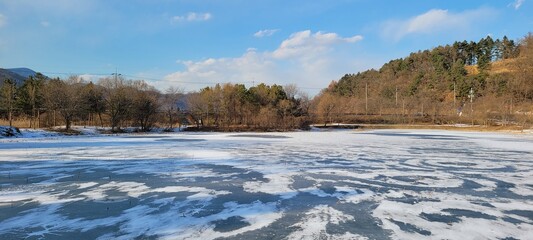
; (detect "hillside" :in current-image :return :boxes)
[0,68,43,88]
[465,58,517,76]
[0,68,26,86]
[6,68,38,79]
[314,34,533,126]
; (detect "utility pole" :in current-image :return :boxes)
[469,87,474,126]
[510,97,513,114]
[453,82,456,110]
[111,69,121,86]
[365,82,368,115]
[395,87,398,106]
[402,99,405,116]
[395,87,399,117]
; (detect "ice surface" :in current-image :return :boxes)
[243,172,298,199]
[286,205,358,240]
[0,129,532,239]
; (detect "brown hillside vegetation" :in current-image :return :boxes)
[490,58,517,74]
[314,33,533,128]
[464,65,480,75]
[465,58,517,76]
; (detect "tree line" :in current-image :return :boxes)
[187,83,310,130]
[0,74,171,132]
[0,74,310,131]
[2,33,532,131]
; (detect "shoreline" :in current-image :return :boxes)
[2,124,532,139]
[312,123,533,134]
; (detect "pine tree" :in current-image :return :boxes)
[17,74,45,128]
[1,79,16,127]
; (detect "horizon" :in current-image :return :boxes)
[0,0,532,95]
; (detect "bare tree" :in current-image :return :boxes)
[284,84,299,99]
[162,87,183,130]
[316,93,338,126]
[82,82,106,128]
[186,92,207,128]
[43,76,87,131]
[98,77,133,132]
[131,82,160,132]
[513,33,533,102]
[278,99,294,129]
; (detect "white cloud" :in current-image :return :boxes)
[510,0,525,10]
[254,29,279,38]
[40,21,50,27]
[160,30,364,95]
[172,12,212,23]
[272,30,363,59]
[382,8,496,40]
[75,74,101,83]
[162,49,276,89]
[0,14,6,28]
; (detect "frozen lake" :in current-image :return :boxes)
[1,130,532,239]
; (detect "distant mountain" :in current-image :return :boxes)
[0,68,26,86]
[6,68,38,79]
[0,68,41,87]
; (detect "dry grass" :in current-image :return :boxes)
[464,59,516,76]
[356,123,530,133]
[465,65,479,75]
[0,119,33,128]
[490,59,516,74]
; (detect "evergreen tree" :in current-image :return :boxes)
[17,74,45,128]
[502,36,519,59]
[0,79,17,127]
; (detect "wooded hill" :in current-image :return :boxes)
[0,68,30,87]
[313,34,533,126]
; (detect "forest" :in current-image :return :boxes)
[1,33,532,132]
[0,74,309,132]
[314,34,533,127]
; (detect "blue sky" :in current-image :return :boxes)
[0,0,531,95]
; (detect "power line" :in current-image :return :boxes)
[38,71,327,92]
[121,74,255,86]
[41,72,111,76]
[41,71,254,85]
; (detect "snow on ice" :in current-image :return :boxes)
[0,129,532,239]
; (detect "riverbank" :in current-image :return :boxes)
[312,123,533,134]
[2,123,532,139]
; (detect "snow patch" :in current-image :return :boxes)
[287,205,360,240]
[243,173,298,199]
